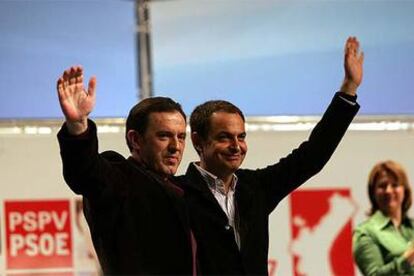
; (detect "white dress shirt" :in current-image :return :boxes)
[193,162,241,250]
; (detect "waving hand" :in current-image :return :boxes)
[57,66,96,135]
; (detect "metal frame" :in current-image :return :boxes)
[136,0,153,99]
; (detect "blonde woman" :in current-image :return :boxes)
[353,160,414,275]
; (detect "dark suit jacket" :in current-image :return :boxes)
[58,121,193,275]
[178,93,359,275]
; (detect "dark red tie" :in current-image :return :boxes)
[166,179,197,275]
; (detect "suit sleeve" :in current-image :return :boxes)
[353,227,411,275]
[57,119,126,198]
[249,92,359,214]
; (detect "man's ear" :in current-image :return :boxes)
[127,130,142,151]
[191,132,203,153]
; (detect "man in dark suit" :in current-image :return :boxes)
[56,66,195,275]
[179,37,364,275]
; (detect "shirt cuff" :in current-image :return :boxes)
[337,92,357,106]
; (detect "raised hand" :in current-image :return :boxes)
[57,66,96,135]
[341,36,364,96]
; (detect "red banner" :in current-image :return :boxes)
[5,200,73,270]
[290,189,356,276]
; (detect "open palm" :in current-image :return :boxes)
[57,66,96,122]
[344,37,364,87]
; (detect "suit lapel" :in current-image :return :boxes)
[233,173,253,248]
[182,163,230,222]
[127,157,190,233]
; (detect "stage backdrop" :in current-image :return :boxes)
[2,0,414,118]
[0,118,413,275]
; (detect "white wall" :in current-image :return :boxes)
[1,119,413,275]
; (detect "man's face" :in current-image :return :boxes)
[195,112,247,178]
[136,111,186,176]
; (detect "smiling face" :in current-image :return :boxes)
[129,111,186,177]
[374,171,405,216]
[193,111,247,179]
[368,161,412,217]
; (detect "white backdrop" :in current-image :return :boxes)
[1,118,413,275]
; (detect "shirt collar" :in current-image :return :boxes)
[371,210,413,230]
[371,210,393,230]
[192,162,238,194]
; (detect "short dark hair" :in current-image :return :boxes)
[190,100,244,140]
[367,160,412,216]
[125,97,186,151]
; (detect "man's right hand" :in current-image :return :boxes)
[57,66,96,135]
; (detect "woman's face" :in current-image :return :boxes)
[374,171,405,216]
